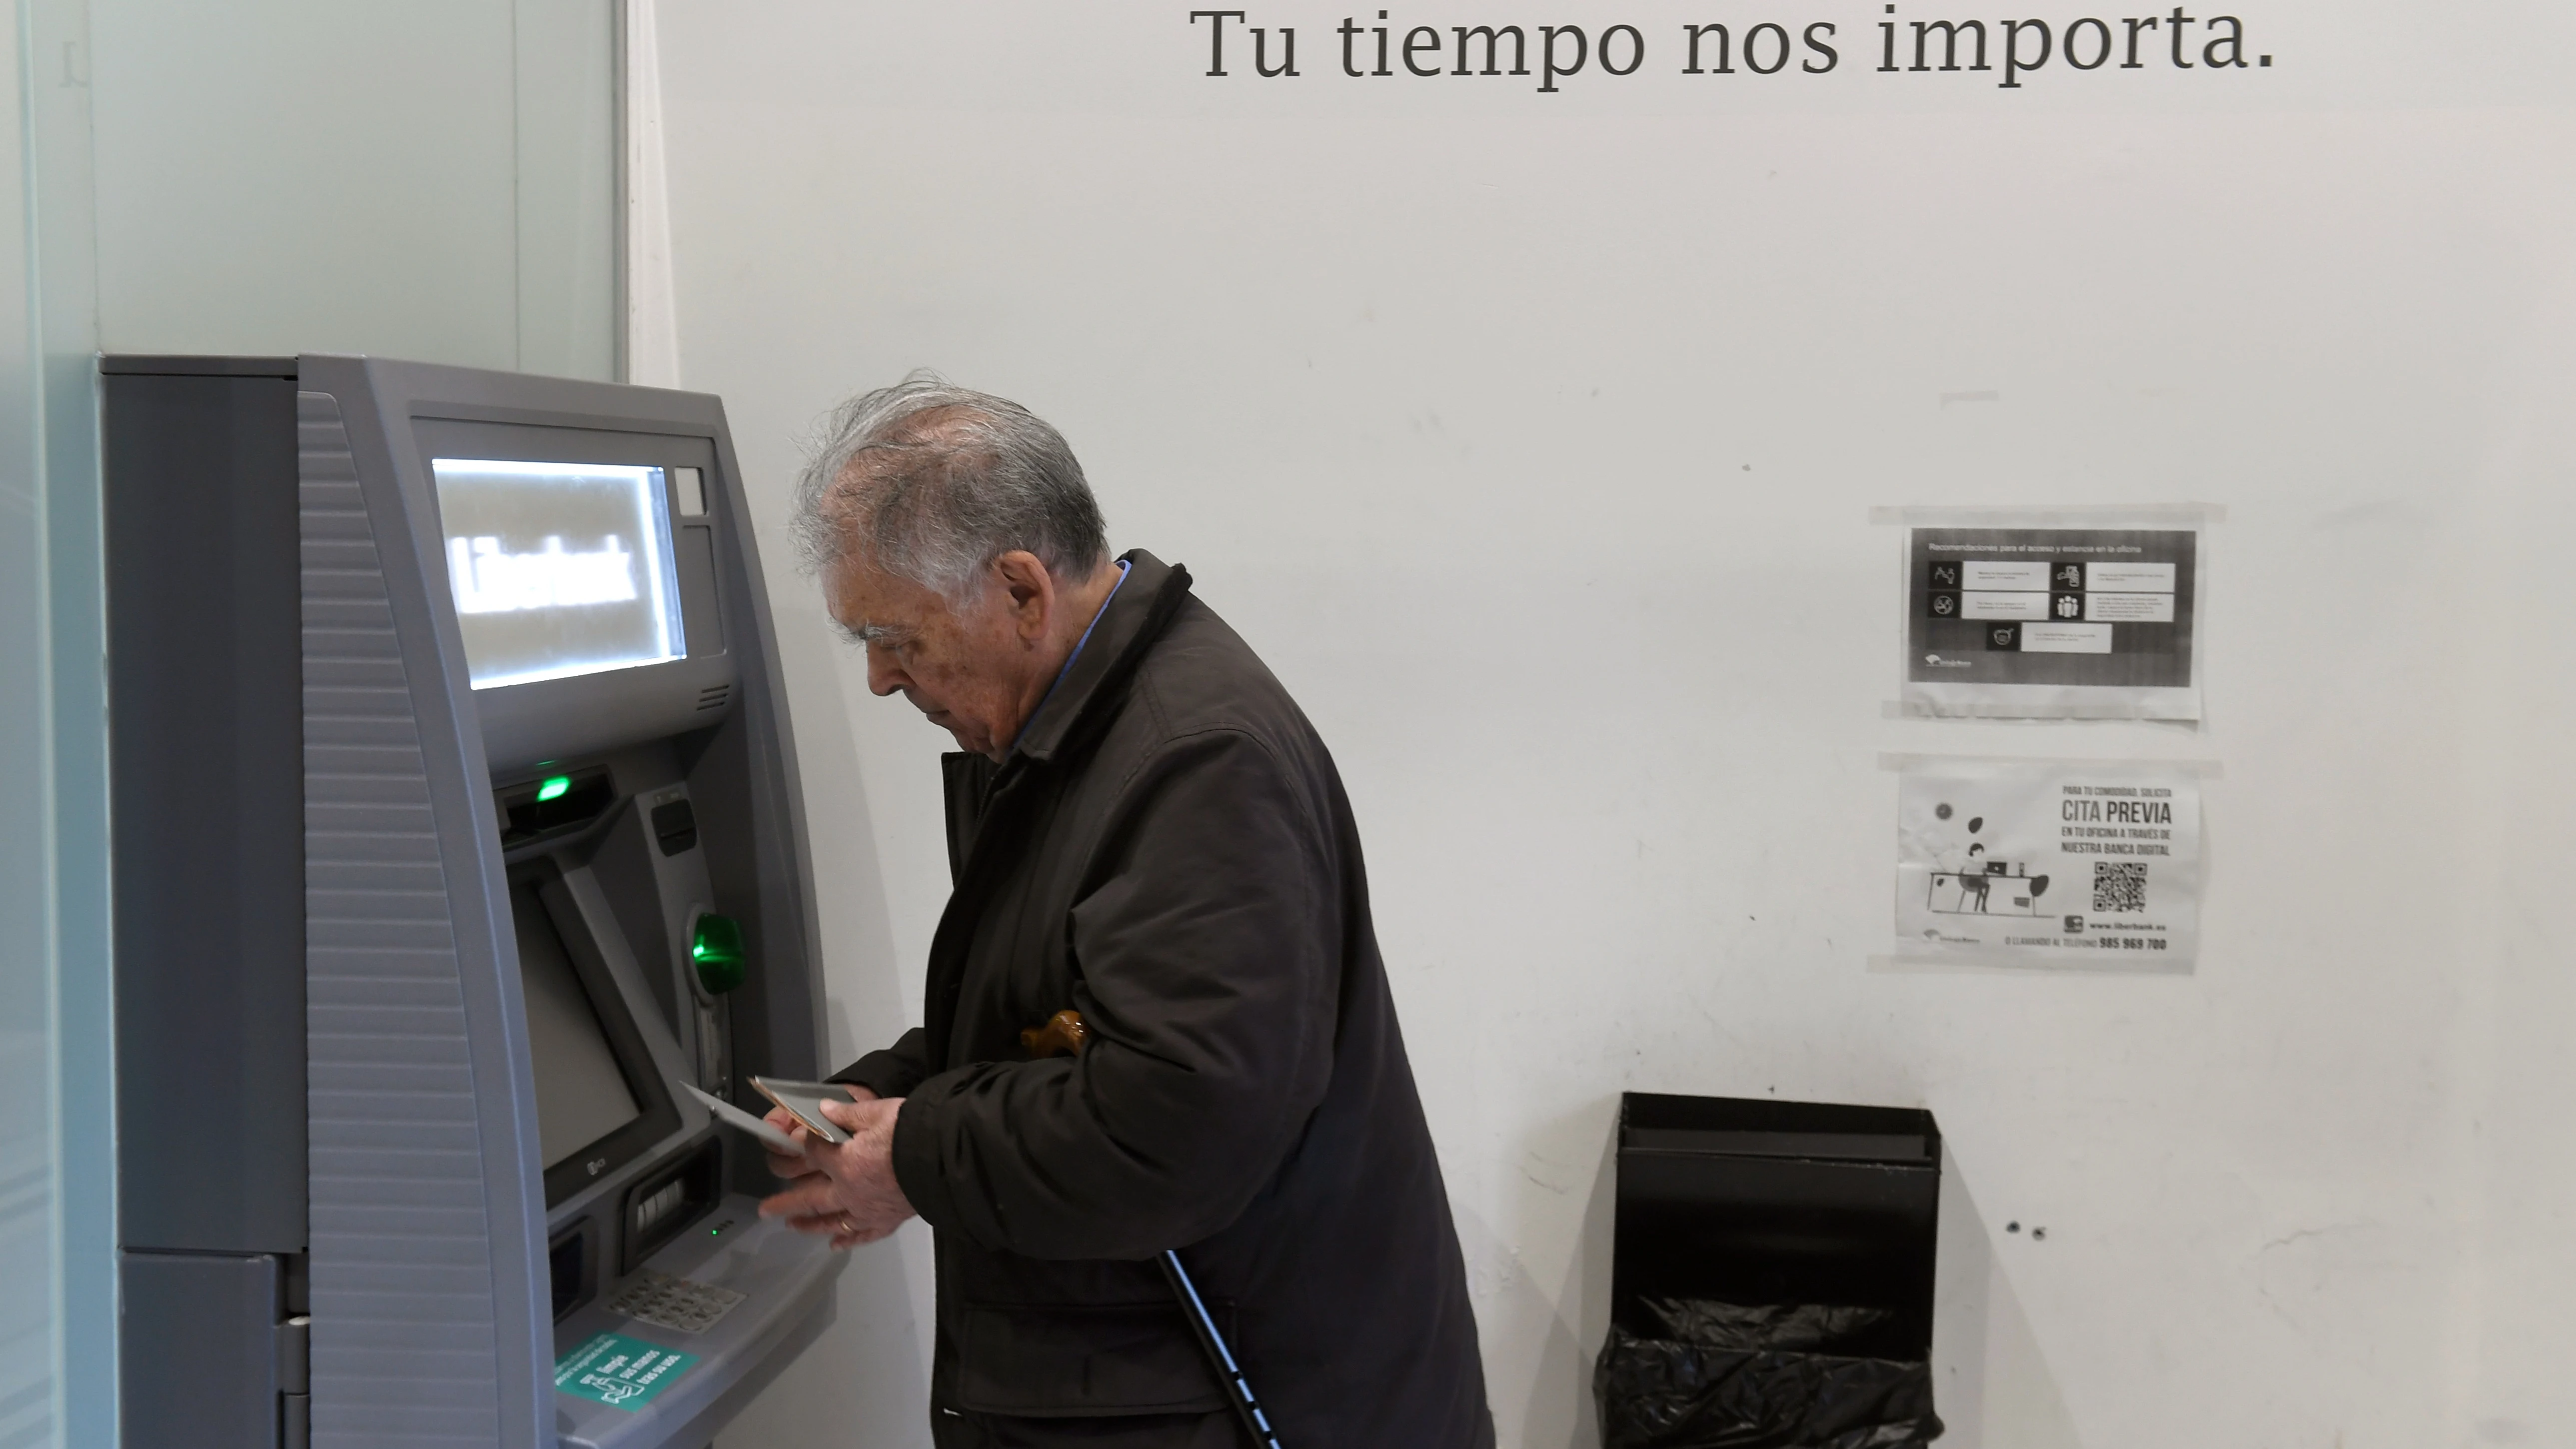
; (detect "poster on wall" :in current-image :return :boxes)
[1883,506,2212,720]
[1890,756,2203,971]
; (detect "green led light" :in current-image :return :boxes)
[535,775,572,803]
[691,913,747,996]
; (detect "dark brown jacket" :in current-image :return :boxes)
[832,551,1492,1449]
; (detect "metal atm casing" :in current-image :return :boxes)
[106,354,844,1449]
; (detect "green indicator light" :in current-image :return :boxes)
[535,775,572,802]
[691,913,747,996]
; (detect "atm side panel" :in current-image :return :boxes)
[104,368,306,1255]
[104,363,312,1449]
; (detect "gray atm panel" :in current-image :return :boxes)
[105,359,315,1449]
[105,362,308,1256]
[119,1252,306,1449]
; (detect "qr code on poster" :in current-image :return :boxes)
[2093,861,2149,913]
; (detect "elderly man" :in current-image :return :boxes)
[756,374,1493,1448]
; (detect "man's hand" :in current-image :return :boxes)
[760,1083,875,1183]
[757,1087,917,1249]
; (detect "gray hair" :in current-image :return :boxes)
[790,369,1110,604]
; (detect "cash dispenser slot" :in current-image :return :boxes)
[622,1137,724,1273]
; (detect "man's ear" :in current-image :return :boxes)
[991,551,1056,641]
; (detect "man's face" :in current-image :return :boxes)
[822,550,1045,760]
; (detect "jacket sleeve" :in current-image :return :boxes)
[829,1027,931,1100]
[889,727,1339,1260]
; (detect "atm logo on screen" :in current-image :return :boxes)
[446,534,640,614]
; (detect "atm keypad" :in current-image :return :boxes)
[604,1269,746,1335]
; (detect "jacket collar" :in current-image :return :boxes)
[1007,548,1191,767]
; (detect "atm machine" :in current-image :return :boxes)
[104,355,848,1448]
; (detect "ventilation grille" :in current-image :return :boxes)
[695,684,732,712]
[299,388,517,1444]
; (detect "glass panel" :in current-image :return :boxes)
[88,0,618,378]
[6,2,109,1445]
[0,5,55,1424]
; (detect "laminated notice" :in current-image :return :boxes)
[1894,758,2201,970]
[1896,508,2207,720]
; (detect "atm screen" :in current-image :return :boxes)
[431,459,686,689]
[511,881,644,1170]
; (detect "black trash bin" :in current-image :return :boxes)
[1597,1092,1944,1449]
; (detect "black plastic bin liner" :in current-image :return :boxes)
[1595,1298,1942,1449]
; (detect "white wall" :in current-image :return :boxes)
[643,4,2576,1444]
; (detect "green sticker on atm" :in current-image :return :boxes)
[554,1332,698,1411]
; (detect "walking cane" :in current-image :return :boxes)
[1023,1011,1286,1449]
[1163,1248,1285,1449]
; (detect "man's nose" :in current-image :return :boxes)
[864,645,907,698]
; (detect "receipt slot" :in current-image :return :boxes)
[104,355,845,1449]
